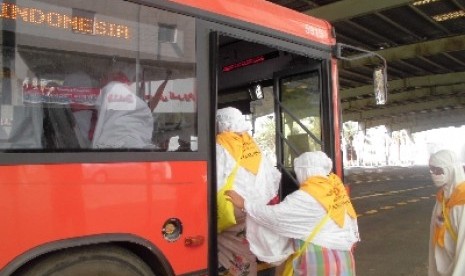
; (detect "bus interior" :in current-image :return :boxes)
[216,35,326,196]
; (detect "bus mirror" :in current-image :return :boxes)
[249,84,264,101]
[373,66,387,105]
[336,43,388,105]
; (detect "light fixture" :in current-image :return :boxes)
[412,0,440,6]
[433,10,465,21]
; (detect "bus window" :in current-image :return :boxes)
[279,71,322,168]
[0,1,197,152]
[251,85,277,166]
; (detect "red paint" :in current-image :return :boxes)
[0,161,208,275]
[170,0,335,46]
[331,58,349,194]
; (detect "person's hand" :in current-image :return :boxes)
[224,190,245,210]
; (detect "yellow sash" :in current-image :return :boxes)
[300,173,357,227]
[434,182,465,247]
[216,132,261,175]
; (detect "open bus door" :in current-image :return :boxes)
[214,32,338,273]
[272,65,335,199]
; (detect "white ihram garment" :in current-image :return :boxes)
[216,144,293,265]
[244,189,359,251]
[429,204,465,276]
[428,150,465,276]
[92,82,154,149]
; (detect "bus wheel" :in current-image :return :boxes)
[18,245,156,276]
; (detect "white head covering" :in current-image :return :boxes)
[294,151,333,183]
[216,107,250,133]
[429,149,465,197]
[92,81,154,149]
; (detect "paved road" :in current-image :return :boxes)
[347,165,436,276]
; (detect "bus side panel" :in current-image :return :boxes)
[0,161,208,275]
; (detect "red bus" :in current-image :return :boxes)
[0,0,384,275]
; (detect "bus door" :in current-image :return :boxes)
[214,29,332,194]
[273,66,327,198]
[212,27,334,272]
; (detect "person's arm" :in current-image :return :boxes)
[225,189,245,209]
[226,190,325,239]
[225,190,294,237]
[148,70,171,112]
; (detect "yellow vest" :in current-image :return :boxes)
[434,182,465,247]
[216,132,262,175]
[300,173,357,228]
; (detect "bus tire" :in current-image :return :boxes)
[18,244,156,276]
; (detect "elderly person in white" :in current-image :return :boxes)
[428,149,465,276]
[226,151,360,275]
[92,81,154,149]
[216,107,281,276]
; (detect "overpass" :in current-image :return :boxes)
[269,0,465,133]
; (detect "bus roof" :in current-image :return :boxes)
[170,0,336,46]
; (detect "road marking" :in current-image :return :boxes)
[351,186,427,200]
[358,195,436,219]
[347,174,428,184]
[352,184,437,219]
[365,210,378,215]
[407,199,420,203]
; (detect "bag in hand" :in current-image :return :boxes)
[217,162,240,233]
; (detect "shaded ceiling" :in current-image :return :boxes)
[268,0,465,133]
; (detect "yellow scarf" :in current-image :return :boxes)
[300,173,357,228]
[216,132,262,175]
[434,182,465,247]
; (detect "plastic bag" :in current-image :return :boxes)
[217,163,240,233]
